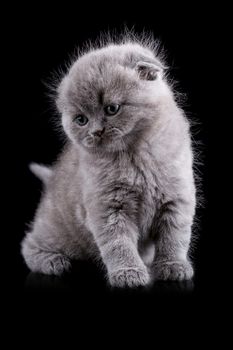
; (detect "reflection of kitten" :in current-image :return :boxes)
[22,34,196,287]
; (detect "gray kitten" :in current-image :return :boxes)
[22,34,196,288]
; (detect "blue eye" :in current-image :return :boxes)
[104,104,120,116]
[74,115,88,126]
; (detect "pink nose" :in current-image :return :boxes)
[92,127,105,137]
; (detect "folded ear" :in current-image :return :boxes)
[136,60,164,81]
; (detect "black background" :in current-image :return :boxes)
[4,3,225,323]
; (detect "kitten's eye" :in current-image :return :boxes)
[104,104,120,116]
[74,115,88,126]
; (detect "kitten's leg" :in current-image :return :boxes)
[152,198,195,281]
[22,238,71,276]
[87,202,150,288]
[21,216,88,276]
[103,236,150,288]
[22,216,73,276]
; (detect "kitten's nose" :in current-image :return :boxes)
[92,127,105,137]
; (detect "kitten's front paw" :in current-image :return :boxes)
[109,266,150,288]
[152,260,193,281]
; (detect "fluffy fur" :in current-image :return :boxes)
[22,32,196,287]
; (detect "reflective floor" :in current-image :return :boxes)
[23,260,196,296]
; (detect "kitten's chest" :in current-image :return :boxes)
[89,150,166,235]
[129,152,164,235]
[109,150,164,236]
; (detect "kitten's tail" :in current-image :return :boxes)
[29,163,53,185]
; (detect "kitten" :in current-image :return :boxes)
[21,33,196,287]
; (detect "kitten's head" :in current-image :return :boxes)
[56,40,171,153]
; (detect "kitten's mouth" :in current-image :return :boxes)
[83,132,123,150]
[83,135,104,148]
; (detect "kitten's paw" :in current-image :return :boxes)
[109,266,150,288]
[40,253,71,276]
[152,260,193,281]
[25,251,71,276]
